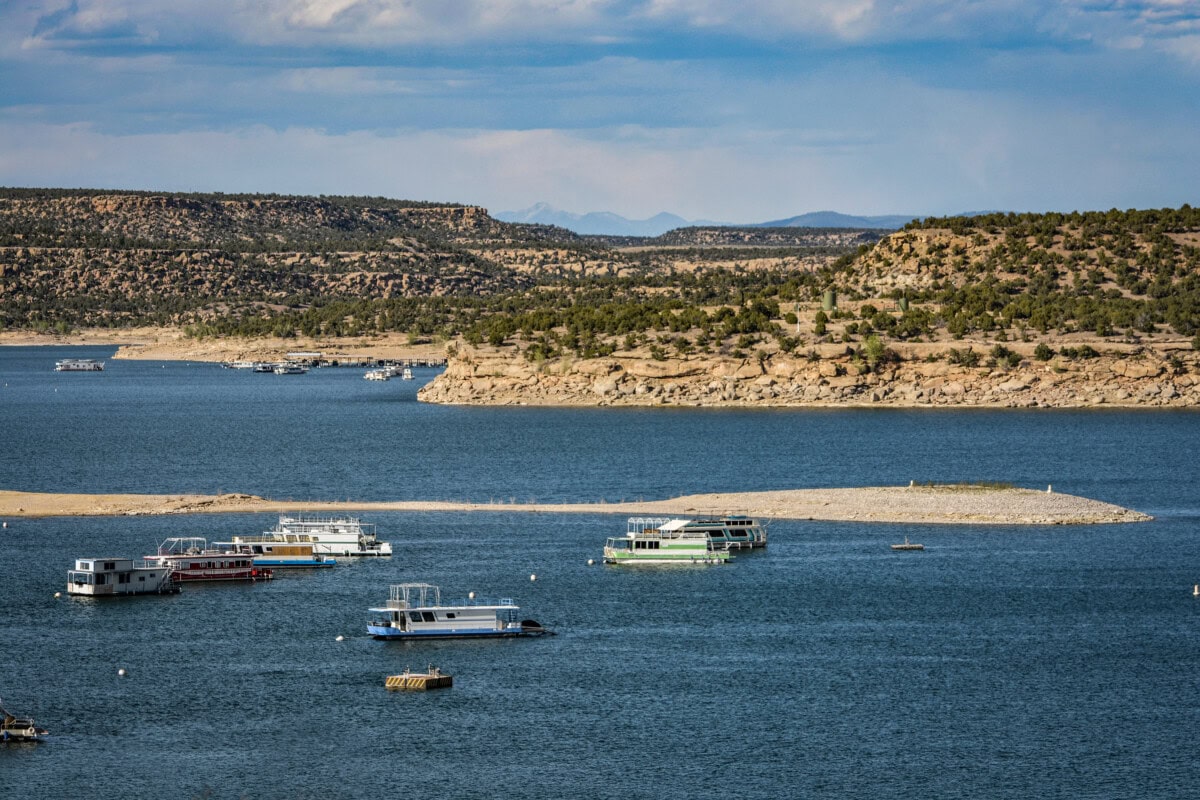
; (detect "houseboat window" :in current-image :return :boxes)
[95,574,107,585]
[138,576,145,581]
[422,612,437,622]
[118,573,131,584]
[446,613,456,619]
[409,612,422,622]
[104,561,116,570]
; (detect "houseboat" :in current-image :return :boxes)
[1,700,48,743]
[54,358,104,372]
[252,513,392,557]
[364,368,391,381]
[215,539,337,568]
[367,583,552,640]
[273,363,308,375]
[144,538,272,582]
[401,367,414,380]
[66,557,179,596]
[640,515,768,550]
[603,518,732,566]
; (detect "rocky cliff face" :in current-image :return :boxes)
[418,346,1200,408]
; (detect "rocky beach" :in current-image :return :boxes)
[0,485,1152,525]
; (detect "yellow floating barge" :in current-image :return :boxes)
[385,668,453,691]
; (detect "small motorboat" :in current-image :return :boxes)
[1,699,48,743]
[891,536,925,551]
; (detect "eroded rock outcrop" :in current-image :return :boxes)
[418,346,1200,408]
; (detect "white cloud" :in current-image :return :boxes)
[1,98,1197,221]
[10,0,1186,49]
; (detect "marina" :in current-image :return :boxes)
[66,556,179,596]
[144,537,272,582]
[367,583,552,639]
[603,517,733,565]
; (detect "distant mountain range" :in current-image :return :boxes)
[494,203,920,236]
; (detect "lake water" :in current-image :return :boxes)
[2,346,1199,799]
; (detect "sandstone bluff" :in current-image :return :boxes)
[417,344,1200,408]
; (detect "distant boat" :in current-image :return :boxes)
[54,358,104,372]
[891,537,925,551]
[632,515,767,550]
[273,363,308,375]
[1,699,48,743]
[603,518,731,565]
[66,557,180,596]
[254,513,393,557]
[367,583,553,640]
[214,539,337,569]
[401,367,414,380]
[144,537,272,582]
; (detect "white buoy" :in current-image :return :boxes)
[54,591,61,598]
[468,591,475,600]
[1047,484,1052,493]
[1193,584,1199,597]
[530,573,537,582]
[117,668,127,677]
[2,521,6,528]
[587,559,595,566]
[335,635,345,642]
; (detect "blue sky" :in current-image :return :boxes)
[1,1,1198,221]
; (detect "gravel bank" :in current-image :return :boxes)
[0,486,1150,524]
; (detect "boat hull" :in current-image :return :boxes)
[251,557,335,568]
[603,554,729,565]
[1,725,48,743]
[367,625,551,640]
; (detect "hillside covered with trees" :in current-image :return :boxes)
[3,190,1199,378]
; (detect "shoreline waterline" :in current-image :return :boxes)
[0,486,1151,524]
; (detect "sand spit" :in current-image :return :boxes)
[0,486,1150,525]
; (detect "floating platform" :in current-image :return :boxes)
[385,668,453,691]
[891,537,925,551]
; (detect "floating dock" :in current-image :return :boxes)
[385,668,453,691]
[890,537,925,551]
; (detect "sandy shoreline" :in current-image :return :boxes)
[0,486,1151,525]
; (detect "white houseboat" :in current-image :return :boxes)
[638,516,767,550]
[66,557,179,596]
[250,513,392,557]
[215,539,337,568]
[367,583,552,640]
[1,700,48,743]
[603,518,732,566]
[144,537,272,583]
[54,358,104,372]
[273,363,308,375]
